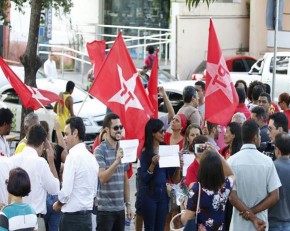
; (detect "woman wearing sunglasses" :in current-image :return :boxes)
[140,118,182,231]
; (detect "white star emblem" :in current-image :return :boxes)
[205,57,234,103]
[108,65,144,111]
[28,87,50,101]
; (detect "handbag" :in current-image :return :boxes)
[167,184,180,212]
[170,182,201,231]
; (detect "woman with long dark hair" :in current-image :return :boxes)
[220,122,242,159]
[181,150,234,230]
[140,118,181,231]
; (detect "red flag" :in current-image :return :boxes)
[89,33,153,159]
[147,50,159,118]
[204,19,238,126]
[86,40,106,74]
[0,57,63,110]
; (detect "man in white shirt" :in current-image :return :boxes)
[228,119,281,231]
[0,156,12,207]
[0,108,14,157]
[10,124,60,231]
[53,117,99,231]
[44,52,58,79]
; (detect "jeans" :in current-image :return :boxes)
[266,0,284,30]
[96,210,125,231]
[135,167,142,215]
[44,194,62,231]
[269,220,290,231]
[141,185,169,231]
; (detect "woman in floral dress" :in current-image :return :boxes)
[181,150,234,231]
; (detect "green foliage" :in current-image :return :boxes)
[0,0,73,24]
[186,0,216,10]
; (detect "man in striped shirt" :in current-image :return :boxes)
[94,113,133,231]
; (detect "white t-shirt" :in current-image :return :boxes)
[0,156,12,205]
[44,59,58,79]
[10,147,60,214]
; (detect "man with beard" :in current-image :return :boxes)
[94,113,133,231]
[0,108,14,157]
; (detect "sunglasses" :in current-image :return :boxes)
[112,125,123,131]
[158,129,166,134]
[268,126,276,131]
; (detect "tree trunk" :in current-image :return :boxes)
[19,0,43,138]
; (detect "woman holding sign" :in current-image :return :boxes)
[140,118,182,231]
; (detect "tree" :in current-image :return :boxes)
[186,0,216,10]
[0,0,73,137]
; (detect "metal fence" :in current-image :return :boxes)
[38,24,172,77]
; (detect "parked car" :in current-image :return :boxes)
[191,55,257,80]
[158,80,197,113]
[139,69,177,87]
[0,66,107,142]
[228,52,290,102]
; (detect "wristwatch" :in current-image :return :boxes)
[125,202,131,207]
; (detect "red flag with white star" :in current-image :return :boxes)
[204,19,238,126]
[147,50,159,118]
[89,33,153,164]
[0,57,63,110]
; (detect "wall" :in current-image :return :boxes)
[248,0,267,58]
[171,0,249,80]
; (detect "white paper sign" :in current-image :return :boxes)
[159,145,180,168]
[120,139,139,164]
[182,154,195,176]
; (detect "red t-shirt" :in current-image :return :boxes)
[164,132,184,150]
[284,110,290,129]
[185,159,199,187]
[272,101,280,112]
[220,145,231,160]
[235,103,251,120]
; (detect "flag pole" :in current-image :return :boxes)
[272,0,279,101]
[32,95,52,116]
[77,91,90,116]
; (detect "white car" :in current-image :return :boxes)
[0,66,107,142]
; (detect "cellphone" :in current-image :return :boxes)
[195,144,206,154]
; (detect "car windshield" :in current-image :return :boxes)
[158,71,176,83]
[194,61,207,73]
[71,87,93,104]
[36,70,47,79]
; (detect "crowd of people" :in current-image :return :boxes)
[1,68,290,231]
